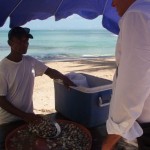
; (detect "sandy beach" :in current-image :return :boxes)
[33,57,116,114]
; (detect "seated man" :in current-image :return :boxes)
[0,27,76,149]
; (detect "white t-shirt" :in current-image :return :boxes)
[0,55,48,124]
[106,0,150,140]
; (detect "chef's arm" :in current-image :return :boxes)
[0,96,41,123]
[102,134,121,150]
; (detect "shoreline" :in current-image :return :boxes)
[38,55,115,63]
[0,55,115,62]
[33,57,116,114]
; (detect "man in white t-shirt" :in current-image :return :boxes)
[0,27,76,149]
[102,0,150,150]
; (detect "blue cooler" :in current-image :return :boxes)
[54,73,112,128]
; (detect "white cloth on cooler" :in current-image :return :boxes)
[65,72,89,87]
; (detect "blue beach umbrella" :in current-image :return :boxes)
[0,0,120,34]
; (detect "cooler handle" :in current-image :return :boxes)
[98,97,110,107]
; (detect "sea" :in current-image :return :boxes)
[0,29,117,61]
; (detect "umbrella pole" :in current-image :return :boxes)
[9,0,23,16]
[53,0,64,15]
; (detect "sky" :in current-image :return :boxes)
[1,15,104,30]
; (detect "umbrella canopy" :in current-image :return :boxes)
[0,0,120,34]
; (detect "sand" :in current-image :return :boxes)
[33,57,116,114]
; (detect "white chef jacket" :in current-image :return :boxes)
[106,0,150,140]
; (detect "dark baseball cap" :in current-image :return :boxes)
[8,27,33,40]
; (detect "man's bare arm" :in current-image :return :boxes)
[0,96,41,123]
[44,68,76,87]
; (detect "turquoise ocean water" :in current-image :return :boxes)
[0,29,117,61]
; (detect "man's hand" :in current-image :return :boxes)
[62,75,76,88]
[102,134,121,150]
[23,113,43,123]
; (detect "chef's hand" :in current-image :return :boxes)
[101,134,121,150]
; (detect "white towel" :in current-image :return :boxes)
[65,72,89,88]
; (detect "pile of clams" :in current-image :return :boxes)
[6,115,92,150]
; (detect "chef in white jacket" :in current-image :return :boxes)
[102,0,150,149]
